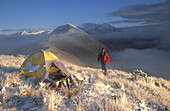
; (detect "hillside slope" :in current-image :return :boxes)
[0,55,169,110]
[43,24,108,67]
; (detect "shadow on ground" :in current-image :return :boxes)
[0,65,19,73]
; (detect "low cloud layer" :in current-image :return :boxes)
[108,0,170,24]
[0,28,34,32]
[81,22,170,51]
[1,29,18,32]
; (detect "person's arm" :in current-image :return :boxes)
[97,54,101,62]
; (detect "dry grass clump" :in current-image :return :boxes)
[60,84,82,98]
[0,55,25,69]
[43,90,65,111]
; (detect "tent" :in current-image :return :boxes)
[19,50,71,84]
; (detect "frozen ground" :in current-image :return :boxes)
[0,55,169,110]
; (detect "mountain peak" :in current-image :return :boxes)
[67,23,77,28]
[51,24,86,35]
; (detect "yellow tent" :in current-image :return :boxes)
[20,50,70,84]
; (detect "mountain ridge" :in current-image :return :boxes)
[0,23,108,67]
[44,23,108,67]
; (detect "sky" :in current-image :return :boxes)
[0,0,167,34]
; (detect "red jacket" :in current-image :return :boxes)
[97,52,109,64]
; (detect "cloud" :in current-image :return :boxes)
[107,0,170,24]
[1,29,19,32]
[0,28,35,32]
[109,19,144,24]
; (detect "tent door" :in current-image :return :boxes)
[48,62,67,81]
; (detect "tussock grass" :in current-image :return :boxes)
[60,86,79,98]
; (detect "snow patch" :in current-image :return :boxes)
[67,23,77,28]
[21,30,46,35]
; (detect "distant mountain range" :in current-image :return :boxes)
[0,29,52,38]
[0,23,169,66]
[21,30,52,35]
[0,24,107,67]
[0,23,123,38]
[82,23,122,34]
[0,23,122,37]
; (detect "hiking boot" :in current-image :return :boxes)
[103,69,107,75]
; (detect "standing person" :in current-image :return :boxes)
[97,48,109,75]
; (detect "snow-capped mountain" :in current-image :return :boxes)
[21,30,47,35]
[50,24,88,35]
[82,23,122,34]
[0,29,52,37]
[20,29,52,36]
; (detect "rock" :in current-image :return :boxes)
[22,97,35,110]
[26,77,35,85]
[110,82,121,89]
[154,82,161,87]
[17,96,29,109]
[0,85,3,91]
[5,96,19,108]
[19,74,27,81]
[35,97,44,108]
[0,95,3,103]
[77,70,82,73]
[132,69,148,82]
[157,105,168,111]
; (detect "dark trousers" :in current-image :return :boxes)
[102,64,106,70]
[102,64,107,75]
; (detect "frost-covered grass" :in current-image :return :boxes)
[0,55,169,110]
